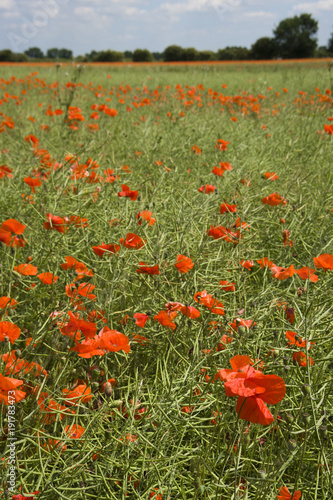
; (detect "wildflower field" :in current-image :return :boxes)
[0,60,333,499]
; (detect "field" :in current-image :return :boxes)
[0,60,333,499]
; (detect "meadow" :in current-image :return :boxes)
[0,60,332,499]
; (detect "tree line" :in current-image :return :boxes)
[1,14,333,62]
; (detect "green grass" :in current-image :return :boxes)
[0,61,332,499]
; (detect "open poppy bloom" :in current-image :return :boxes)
[257,257,275,269]
[137,210,156,226]
[92,243,120,257]
[220,202,237,214]
[97,326,131,353]
[43,213,69,233]
[120,233,145,249]
[165,301,200,319]
[215,355,286,425]
[0,296,17,313]
[1,350,47,377]
[0,321,21,343]
[220,280,235,291]
[175,255,194,273]
[0,164,13,179]
[271,265,294,280]
[240,260,254,270]
[61,311,97,340]
[14,263,38,276]
[262,193,287,206]
[194,290,224,315]
[37,272,59,285]
[207,225,239,243]
[198,184,216,194]
[294,267,318,283]
[262,172,278,181]
[136,262,160,275]
[313,253,333,270]
[24,176,42,193]
[293,351,314,367]
[118,184,138,201]
[0,218,26,247]
[215,139,229,151]
[0,373,26,404]
[134,312,150,328]
[63,384,92,405]
[277,486,301,500]
[64,424,86,439]
[285,331,314,349]
[154,310,178,330]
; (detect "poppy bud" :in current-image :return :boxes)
[284,365,291,372]
[301,384,311,396]
[258,470,266,479]
[319,425,327,437]
[287,439,297,451]
[15,349,22,357]
[92,381,99,391]
[104,382,113,397]
[285,414,294,424]
[238,326,246,335]
[242,433,251,445]
[302,413,311,425]
[4,336,9,344]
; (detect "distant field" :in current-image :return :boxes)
[0,60,332,499]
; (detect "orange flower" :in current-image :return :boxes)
[14,263,38,276]
[262,193,287,206]
[198,184,216,194]
[220,202,237,214]
[293,351,313,367]
[136,262,160,275]
[120,233,145,249]
[257,257,274,269]
[215,139,229,151]
[1,218,26,235]
[285,331,314,349]
[61,311,97,340]
[154,310,178,330]
[313,253,333,270]
[175,255,194,274]
[63,385,92,405]
[240,260,254,270]
[277,486,301,500]
[0,164,13,179]
[262,172,278,181]
[0,373,26,404]
[64,424,86,439]
[43,213,69,233]
[191,145,201,155]
[271,265,294,280]
[134,313,150,327]
[24,176,42,193]
[0,296,17,312]
[165,301,200,319]
[137,210,156,226]
[294,267,318,282]
[220,280,235,291]
[194,290,224,315]
[0,321,21,343]
[37,272,59,285]
[92,243,120,257]
[97,326,131,353]
[118,184,138,201]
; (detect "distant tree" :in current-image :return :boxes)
[0,50,28,62]
[315,46,330,58]
[198,50,215,61]
[133,49,153,62]
[163,45,184,62]
[328,29,333,54]
[24,47,44,59]
[47,48,60,59]
[217,46,250,60]
[152,52,163,61]
[182,47,199,61]
[250,37,276,60]
[58,48,73,59]
[124,50,133,60]
[93,50,124,62]
[85,50,98,61]
[273,13,318,58]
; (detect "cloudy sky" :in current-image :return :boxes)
[1,0,332,55]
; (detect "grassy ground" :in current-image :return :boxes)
[0,61,332,499]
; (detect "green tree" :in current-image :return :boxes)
[250,37,276,60]
[152,52,163,61]
[132,49,153,62]
[328,29,333,54]
[24,47,44,59]
[47,48,60,59]
[163,45,184,62]
[124,50,133,60]
[198,50,215,61]
[0,49,27,62]
[93,50,124,62]
[217,46,250,61]
[273,13,318,58]
[58,48,73,60]
[183,47,199,61]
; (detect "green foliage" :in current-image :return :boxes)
[250,37,276,60]
[273,13,318,58]
[93,50,124,62]
[328,28,333,54]
[24,47,44,59]
[132,48,154,62]
[163,44,185,61]
[217,46,250,60]
[0,49,28,62]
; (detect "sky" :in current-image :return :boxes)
[0,0,332,56]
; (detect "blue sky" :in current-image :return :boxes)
[1,0,332,55]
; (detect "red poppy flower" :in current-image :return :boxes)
[37,272,59,285]
[240,260,254,270]
[294,267,318,282]
[229,318,254,333]
[0,228,11,246]
[198,184,216,194]
[215,139,229,151]
[25,134,39,145]
[271,265,294,280]
[313,253,333,270]
[285,331,314,349]
[2,350,47,377]
[136,262,160,275]
[61,311,97,340]
[134,312,150,328]
[211,161,232,176]
[220,202,237,214]
[24,176,42,193]
[0,164,13,179]
[154,310,177,330]
[0,321,21,343]
[70,337,104,358]
[97,326,130,353]
[0,373,26,404]
[64,424,86,439]
[120,233,145,249]
[137,210,156,226]
[262,193,287,206]
[293,351,314,367]
[257,257,274,269]
[286,307,295,325]
[165,302,200,319]
[92,243,120,257]
[262,172,278,181]
[1,218,26,235]
[118,184,138,201]
[277,486,301,500]
[14,263,38,276]
[194,290,224,315]
[65,282,96,302]
[12,488,40,500]
[217,334,233,351]
[216,355,286,425]
[175,255,194,274]
[63,385,92,405]
[191,145,201,155]
[220,280,235,291]
[207,225,239,243]
[43,213,69,233]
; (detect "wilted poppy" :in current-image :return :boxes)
[175,255,194,274]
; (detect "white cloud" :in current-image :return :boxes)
[0,0,14,9]
[244,10,276,18]
[293,0,333,10]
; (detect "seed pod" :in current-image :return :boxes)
[301,384,311,396]
[287,439,297,451]
[104,382,113,397]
